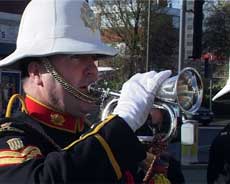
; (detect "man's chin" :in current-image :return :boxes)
[85,103,100,112]
[72,104,100,117]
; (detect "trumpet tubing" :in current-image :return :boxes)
[88,67,203,142]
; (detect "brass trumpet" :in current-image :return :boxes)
[88,67,203,142]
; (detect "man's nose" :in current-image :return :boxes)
[87,63,98,79]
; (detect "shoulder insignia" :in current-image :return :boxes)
[1,122,12,128]
[0,146,43,166]
[7,138,24,150]
[221,131,228,136]
[0,122,24,134]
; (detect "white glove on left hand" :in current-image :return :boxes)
[113,70,172,132]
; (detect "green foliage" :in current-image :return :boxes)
[94,0,179,81]
[98,56,128,91]
[148,13,179,71]
[203,77,227,107]
[202,2,230,107]
[203,2,230,57]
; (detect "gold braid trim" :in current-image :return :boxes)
[5,94,28,118]
[63,114,116,150]
[94,134,122,180]
[42,58,99,104]
[63,115,122,180]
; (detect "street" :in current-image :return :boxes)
[168,119,230,184]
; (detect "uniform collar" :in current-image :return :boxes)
[25,95,84,133]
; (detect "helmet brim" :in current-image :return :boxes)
[212,80,230,101]
[0,37,118,68]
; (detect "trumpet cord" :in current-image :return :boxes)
[142,154,157,183]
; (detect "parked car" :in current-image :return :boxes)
[182,107,214,126]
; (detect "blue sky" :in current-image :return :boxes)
[172,0,182,9]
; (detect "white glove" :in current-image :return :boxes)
[113,70,172,132]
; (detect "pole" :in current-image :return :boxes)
[209,79,213,111]
[178,0,186,73]
[209,57,213,111]
[146,0,151,72]
[229,56,230,79]
[179,2,187,164]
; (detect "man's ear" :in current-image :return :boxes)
[27,62,43,86]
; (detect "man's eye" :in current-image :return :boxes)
[70,55,80,60]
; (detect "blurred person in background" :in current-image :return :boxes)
[207,79,230,184]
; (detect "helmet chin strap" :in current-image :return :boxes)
[42,58,99,104]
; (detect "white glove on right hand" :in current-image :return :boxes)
[113,70,172,132]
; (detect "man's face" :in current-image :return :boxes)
[150,108,164,126]
[42,55,99,117]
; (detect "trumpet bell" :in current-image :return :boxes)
[156,67,203,115]
[101,98,118,121]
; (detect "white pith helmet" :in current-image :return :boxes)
[0,0,118,68]
[212,79,230,101]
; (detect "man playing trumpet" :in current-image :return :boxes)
[0,0,172,183]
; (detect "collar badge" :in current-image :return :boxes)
[50,114,65,126]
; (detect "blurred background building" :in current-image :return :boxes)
[0,1,29,57]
